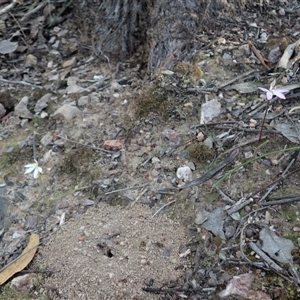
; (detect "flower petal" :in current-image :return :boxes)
[258,87,269,93]
[25,166,35,174]
[273,91,286,99]
[37,166,43,174]
[33,168,39,179]
[273,89,289,99]
[24,163,35,168]
[266,91,273,100]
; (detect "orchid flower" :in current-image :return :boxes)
[24,160,43,179]
[258,79,289,101]
[257,79,290,145]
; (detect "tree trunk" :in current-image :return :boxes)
[83,0,269,72]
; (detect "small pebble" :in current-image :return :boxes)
[207,278,217,286]
[245,228,254,238]
[169,275,177,283]
[144,277,154,286]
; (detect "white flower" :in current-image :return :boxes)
[24,160,43,179]
[258,79,289,101]
[258,86,289,100]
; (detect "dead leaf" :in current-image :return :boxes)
[0,39,18,54]
[259,227,294,264]
[224,82,258,93]
[201,206,228,239]
[0,233,39,285]
[219,273,271,300]
[271,119,300,144]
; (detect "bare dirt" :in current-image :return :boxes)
[1,1,300,300]
[38,203,188,300]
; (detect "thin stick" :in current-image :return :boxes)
[57,135,114,154]
[129,187,148,208]
[249,241,285,273]
[222,135,266,156]
[0,79,42,89]
[248,41,270,70]
[252,167,300,198]
[227,199,252,215]
[215,186,235,204]
[259,157,295,203]
[152,200,176,218]
[260,196,300,206]
[257,100,269,145]
[216,69,259,90]
[105,183,149,195]
[213,146,300,189]
[239,223,267,269]
[0,0,18,15]
[20,0,48,22]
[0,243,40,273]
[32,134,37,161]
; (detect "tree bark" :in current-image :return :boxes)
[86,0,268,72]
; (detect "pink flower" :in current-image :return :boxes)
[258,86,289,101]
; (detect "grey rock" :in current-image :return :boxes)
[82,199,95,206]
[25,54,37,67]
[40,132,53,146]
[0,103,6,118]
[78,95,89,106]
[18,140,27,148]
[0,195,9,236]
[34,93,52,113]
[14,97,33,119]
[53,104,83,122]
[10,274,37,291]
[0,183,6,196]
[24,215,38,230]
[6,146,14,153]
[20,119,28,128]
[208,278,217,286]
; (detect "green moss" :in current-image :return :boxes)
[187,141,213,163]
[0,284,33,300]
[135,86,168,118]
[0,90,15,110]
[286,233,298,245]
[30,89,49,103]
[61,147,93,174]
[173,62,203,82]
[205,191,218,204]
[281,205,298,222]
[31,116,47,127]
[59,147,104,186]
[0,146,33,176]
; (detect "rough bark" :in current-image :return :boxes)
[77,0,269,72]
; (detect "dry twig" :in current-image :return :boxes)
[248,41,270,71]
[104,183,149,195]
[0,0,19,15]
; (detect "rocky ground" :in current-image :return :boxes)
[1,1,300,300]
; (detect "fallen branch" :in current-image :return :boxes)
[152,200,176,218]
[0,78,42,89]
[248,41,270,70]
[181,149,239,189]
[104,183,149,195]
[57,135,114,154]
[0,0,18,16]
[249,241,285,273]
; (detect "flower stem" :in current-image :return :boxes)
[258,100,269,146]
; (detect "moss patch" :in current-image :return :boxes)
[187,141,214,163]
[135,85,168,118]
